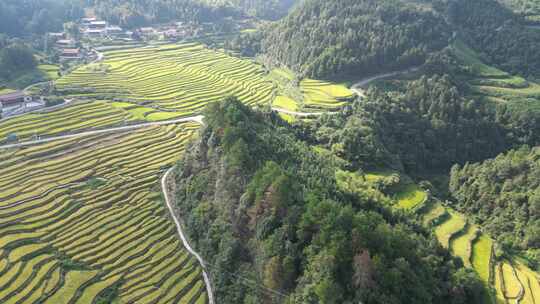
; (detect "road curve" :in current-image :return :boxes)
[0,115,204,150]
[161,167,215,304]
[351,67,421,97]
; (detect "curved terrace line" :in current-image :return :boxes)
[0,115,204,149]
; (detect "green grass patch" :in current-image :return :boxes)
[110,101,137,108]
[451,40,508,78]
[145,112,185,121]
[0,88,16,95]
[363,170,398,183]
[38,64,60,80]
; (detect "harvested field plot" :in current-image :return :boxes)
[56,43,276,115]
[0,122,208,304]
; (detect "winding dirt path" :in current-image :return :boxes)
[161,167,215,304]
[351,67,421,97]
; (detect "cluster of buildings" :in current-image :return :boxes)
[81,18,128,39]
[0,91,45,118]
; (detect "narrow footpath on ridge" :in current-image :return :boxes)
[161,168,215,304]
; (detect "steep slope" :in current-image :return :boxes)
[444,0,540,77]
[172,97,484,304]
[449,146,540,264]
[261,0,451,78]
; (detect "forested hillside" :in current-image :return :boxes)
[309,69,539,172]
[0,0,84,37]
[498,0,540,23]
[85,0,294,27]
[85,0,232,27]
[261,0,451,78]
[173,97,484,304]
[449,146,540,264]
[445,0,540,77]
[205,0,296,19]
[257,0,540,79]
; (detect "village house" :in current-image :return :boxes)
[140,27,155,35]
[60,48,81,59]
[56,39,76,48]
[89,21,107,30]
[106,26,123,36]
[164,29,179,40]
[48,32,65,41]
[81,17,97,26]
[84,28,106,38]
[0,91,32,113]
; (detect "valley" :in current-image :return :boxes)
[1,0,539,303]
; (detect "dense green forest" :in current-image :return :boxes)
[0,43,37,81]
[84,0,234,27]
[84,0,294,28]
[173,97,484,304]
[260,0,451,78]
[251,0,540,79]
[445,0,540,77]
[205,0,296,19]
[0,0,84,37]
[498,0,540,21]
[309,71,538,173]
[0,0,295,37]
[449,146,540,264]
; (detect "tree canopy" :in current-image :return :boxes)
[173,97,484,304]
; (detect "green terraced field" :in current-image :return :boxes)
[0,100,194,143]
[417,200,540,304]
[300,79,355,111]
[434,210,467,248]
[0,101,134,142]
[394,183,427,210]
[273,95,298,111]
[450,224,477,267]
[451,39,540,112]
[0,122,208,304]
[56,43,276,115]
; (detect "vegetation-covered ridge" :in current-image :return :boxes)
[173,97,484,304]
[449,146,540,264]
[260,0,450,78]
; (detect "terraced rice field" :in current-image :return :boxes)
[451,40,540,107]
[434,210,467,249]
[0,100,193,143]
[418,200,540,303]
[300,79,355,111]
[56,43,276,115]
[394,183,427,210]
[0,122,208,304]
[450,223,477,268]
[0,101,135,142]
